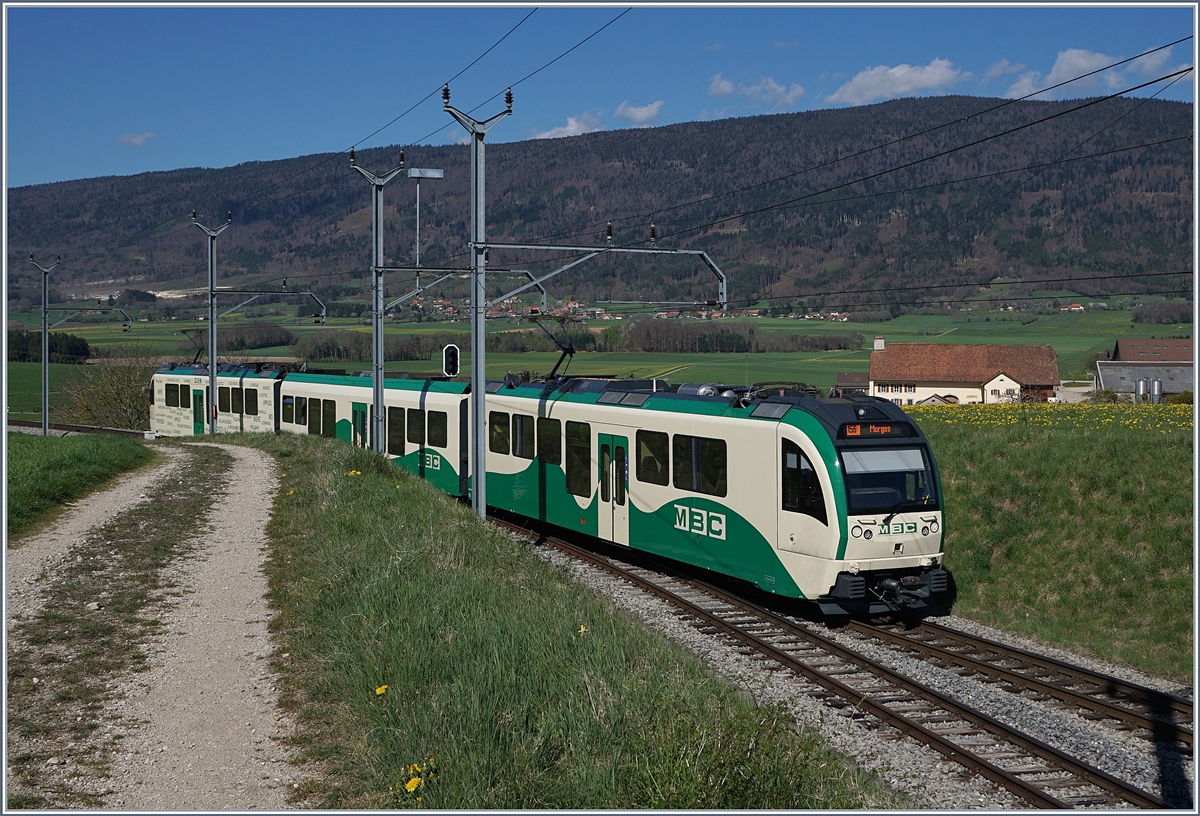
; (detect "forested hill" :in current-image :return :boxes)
[7,95,1192,312]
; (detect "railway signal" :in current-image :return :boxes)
[442,344,460,378]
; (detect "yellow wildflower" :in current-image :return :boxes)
[375,684,388,695]
[406,777,422,793]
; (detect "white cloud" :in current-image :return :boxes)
[745,77,805,108]
[1003,71,1044,100]
[985,58,1025,81]
[532,113,601,140]
[614,100,664,126]
[710,73,805,110]
[825,58,968,105]
[446,128,471,146]
[1003,48,1143,100]
[117,132,156,148]
[709,73,734,97]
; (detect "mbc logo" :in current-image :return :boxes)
[674,505,726,540]
[424,452,441,470]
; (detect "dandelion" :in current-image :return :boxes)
[376,684,388,695]
[346,469,362,477]
[286,490,295,496]
[406,777,423,793]
[578,624,588,636]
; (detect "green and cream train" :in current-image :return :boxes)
[150,363,948,613]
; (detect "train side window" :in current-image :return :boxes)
[512,414,534,459]
[322,399,337,438]
[673,434,727,497]
[307,399,321,435]
[428,411,448,448]
[614,445,626,506]
[536,418,561,465]
[218,386,231,414]
[165,383,179,407]
[180,386,190,409]
[231,387,244,415]
[296,396,308,426]
[282,395,294,424]
[245,388,258,416]
[599,443,611,503]
[565,421,590,497]
[782,439,827,525]
[489,411,509,454]
[408,408,426,446]
[636,430,669,485]
[387,406,405,454]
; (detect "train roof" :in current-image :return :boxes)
[487,376,925,441]
[155,363,285,380]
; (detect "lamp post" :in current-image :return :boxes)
[408,167,444,276]
[30,253,61,436]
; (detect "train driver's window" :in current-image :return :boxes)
[428,411,448,448]
[536,418,561,465]
[387,406,405,454]
[635,430,669,485]
[165,384,180,407]
[673,434,727,497]
[489,411,509,454]
[282,395,294,424]
[512,414,534,459]
[296,396,308,426]
[564,421,591,497]
[782,439,827,525]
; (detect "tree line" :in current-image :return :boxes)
[7,329,90,363]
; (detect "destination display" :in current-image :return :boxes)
[839,422,912,439]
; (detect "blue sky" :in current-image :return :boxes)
[4,4,1195,188]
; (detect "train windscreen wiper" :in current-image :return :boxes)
[881,499,933,526]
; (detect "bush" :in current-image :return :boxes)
[1165,390,1192,405]
[57,344,159,429]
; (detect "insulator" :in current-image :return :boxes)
[227,211,232,222]
[192,209,197,221]
[650,222,657,242]
[442,84,450,104]
[505,88,513,109]
[56,255,61,262]
[350,147,356,165]
[399,149,405,166]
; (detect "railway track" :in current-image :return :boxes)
[846,617,1193,749]
[8,419,148,438]
[493,515,1177,809]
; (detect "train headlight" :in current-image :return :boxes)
[851,525,863,538]
[863,528,873,540]
[930,521,940,533]
[921,525,930,536]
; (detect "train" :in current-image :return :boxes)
[150,361,948,614]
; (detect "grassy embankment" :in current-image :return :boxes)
[6,433,155,539]
[241,432,898,809]
[912,403,1193,680]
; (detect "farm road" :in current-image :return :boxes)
[6,441,306,809]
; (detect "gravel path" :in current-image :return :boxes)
[6,441,305,809]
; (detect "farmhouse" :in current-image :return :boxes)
[868,341,1060,405]
[1107,338,1192,362]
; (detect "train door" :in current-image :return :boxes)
[352,402,369,448]
[776,428,833,557]
[192,391,205,435]
[597,433,630,545]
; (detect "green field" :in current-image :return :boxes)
[911,403,1193,680]
[9,305,1191,388]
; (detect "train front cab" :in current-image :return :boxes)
[775,401,947,614]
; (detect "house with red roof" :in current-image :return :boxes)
[868,341,1060,405]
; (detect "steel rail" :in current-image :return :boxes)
[7,419,148,438]
[492,517,1170,810]
[847,617,1193,746]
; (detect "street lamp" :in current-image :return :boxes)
[408,167,444,294]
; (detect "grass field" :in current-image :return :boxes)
[6,362,89,421]
[6,433,156,539]
[239,433,899,809]
[911,403,1193,681]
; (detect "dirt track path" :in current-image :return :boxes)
[6,441,306,809]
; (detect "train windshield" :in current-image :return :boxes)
[840,447,938,516]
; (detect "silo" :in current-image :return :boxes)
[1151,379,1163,404]
[1136,378,1149,403]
